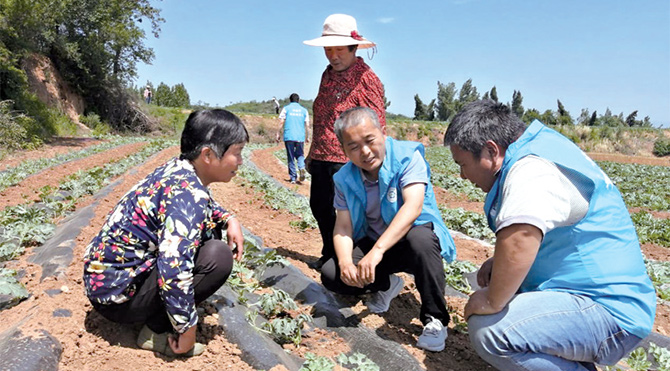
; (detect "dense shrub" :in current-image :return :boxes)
[144,105,188,135]
[653,137,670,157]
[80,112,111,136]
[0,100,28,151]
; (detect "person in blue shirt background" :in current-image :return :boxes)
[276,93,309,184]
[445,100,656,370]
[321,106,456,352]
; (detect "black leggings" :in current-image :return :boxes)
[93,239,234,333]
[309,159,344,259]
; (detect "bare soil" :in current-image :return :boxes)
[0,136,668,370]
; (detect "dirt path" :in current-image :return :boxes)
[589,152,670,167]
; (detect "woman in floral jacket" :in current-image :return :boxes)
[84,109,248,357]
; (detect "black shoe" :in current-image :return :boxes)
[307,257,327,270]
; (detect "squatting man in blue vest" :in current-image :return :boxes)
[276,93,309,184]
[320,106,457,352]
[445,99,656,370]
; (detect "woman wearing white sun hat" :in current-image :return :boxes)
[303,14,387,271]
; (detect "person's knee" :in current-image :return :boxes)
[468,315,507,360]
[197,239,234,277]
[405,225,440,259]
[320,259,341,292]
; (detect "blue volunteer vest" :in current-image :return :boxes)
[333,137,456,262]
[484,120,656,338]
[282,102,308,142]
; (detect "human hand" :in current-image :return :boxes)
[340,261,363,288]
[477,257,494,288]
[275,132,280,143]
[464,288,496,320]
[357,248,384,286]
[168,326,196,354]
[226,217,244,261]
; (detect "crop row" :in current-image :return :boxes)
[0,139,175,309]
[425,147,486,202]
[226,234,380,370]
[426,148,670,214]
[0,136,147,193]
[598,160,670,211]
[426,147,670,247]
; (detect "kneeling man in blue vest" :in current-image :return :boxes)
[319,106,457,352]
[445,100,655,370]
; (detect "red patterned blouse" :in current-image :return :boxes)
[309,57,386,163]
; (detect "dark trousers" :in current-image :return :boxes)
[93,239,234,333]
[320,223,449,325]
[284,141,304,182]
[309,159,344,260]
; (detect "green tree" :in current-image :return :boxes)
[540,109,557,126]
[172,83,190,108]
[522,108,542,124]
[625,110,638,127]
[490,86,498,102]
[413,94,428,120]
[511,90,524,118]
[382,83,391,110]
[455,79,479,112]
[600,108,624,127]
[556,99,573,125]
[383,96,391,110]
[0,0,164,131]
[577,108,591,126]
[154,82,172,107]
[589,111,598,126]
[435,81,457,121]
[426,99,436,121]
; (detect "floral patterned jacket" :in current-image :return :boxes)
[83,157,233,333]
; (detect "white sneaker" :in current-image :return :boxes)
[365,275,404,313]
[416,315,447,352]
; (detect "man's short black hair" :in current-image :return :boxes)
[289,93,300,103]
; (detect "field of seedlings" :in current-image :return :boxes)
[1,116,670,371]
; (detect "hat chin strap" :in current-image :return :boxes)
[366,45,377,60]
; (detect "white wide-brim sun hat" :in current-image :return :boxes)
[303,14,375,49]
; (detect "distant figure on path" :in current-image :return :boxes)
[321,107,456,352]
[272,96,280,114]
[445,100,656,370]
[84,109,249,357]
[276,93,309,184]
[143,86,152,104]
[303,13,387,270]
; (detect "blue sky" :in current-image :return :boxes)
[135,0,670,127]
